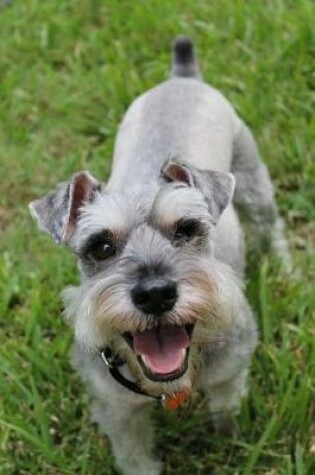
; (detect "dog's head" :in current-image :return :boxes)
[29,160,238,395]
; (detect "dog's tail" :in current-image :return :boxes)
[171,36,202,79]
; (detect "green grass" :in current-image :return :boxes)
[0,0,314,473]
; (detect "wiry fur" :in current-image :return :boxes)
[29,37,290,475]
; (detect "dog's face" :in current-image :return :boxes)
[30,161,235,395]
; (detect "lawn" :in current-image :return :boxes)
[0,1,314,474]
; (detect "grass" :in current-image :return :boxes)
[0,0,314,473]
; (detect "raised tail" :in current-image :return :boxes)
[171,36,201,79]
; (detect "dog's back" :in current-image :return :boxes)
[108,37,241,191]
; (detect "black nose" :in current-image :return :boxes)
[131,277,177,315]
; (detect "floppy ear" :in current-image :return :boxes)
[162,161,235,225]
[29,171,101,244]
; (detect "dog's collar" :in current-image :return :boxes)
[100,347,162,401]
[100,347,191,410]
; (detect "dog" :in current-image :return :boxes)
[29,37,291,475]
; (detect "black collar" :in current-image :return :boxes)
[100,347,163,402]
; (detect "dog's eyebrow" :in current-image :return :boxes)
[151,184,210,227]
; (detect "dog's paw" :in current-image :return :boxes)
[146,460,164,475]
[119,459,163,475]
[212,413,238,438]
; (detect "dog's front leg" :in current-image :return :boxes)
[205,369,249,436]
[91,398,163,475]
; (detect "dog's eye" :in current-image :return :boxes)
[174,219,200,242]
[90,240,115,260]
[83,232,116,261]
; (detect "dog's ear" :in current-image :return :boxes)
[162,161,235,225]
[29,171,101,244]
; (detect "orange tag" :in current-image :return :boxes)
[163,389,191,410]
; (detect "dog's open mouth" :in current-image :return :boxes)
[124,324,194,382]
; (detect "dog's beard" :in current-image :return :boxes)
[63,258,243,396]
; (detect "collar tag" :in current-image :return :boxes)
[162,389,191,411]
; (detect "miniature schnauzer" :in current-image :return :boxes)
[29,37,290,475]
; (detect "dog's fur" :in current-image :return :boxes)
[29,37,290,475]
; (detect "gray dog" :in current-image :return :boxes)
[29,37,290,475]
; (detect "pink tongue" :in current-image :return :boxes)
[133,326,189,375]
